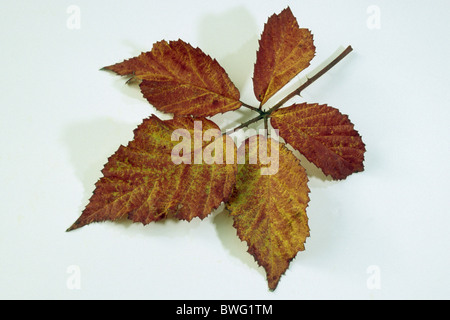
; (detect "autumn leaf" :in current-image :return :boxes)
[69,6,366,291]
[67,116,237,231]
[226,135,310,290]
[103,39,241,117]
[253,7,315,106]
[271,103,366,180]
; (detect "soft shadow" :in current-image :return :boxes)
[197,7,336,186]
[212,206,265,277]
[100,68,149,106]
[63,118,138,209]
[274,135,336,185]
[196,7,264,142]
[290,148,335,184]
[196,6,260,93]
[99,38,148,103]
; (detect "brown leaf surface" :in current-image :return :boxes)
[67,116,237,231]
[271,103,366,180]
[104,39,241,117]
[253,7,315,106]
[226,135,310,290]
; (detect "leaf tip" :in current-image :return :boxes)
[100,64,117,73]
[65,223,79,232]
[66,217,87,232]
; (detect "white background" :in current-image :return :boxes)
[1,0,449,300]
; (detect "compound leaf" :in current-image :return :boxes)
[271,103,366,180]
[253,7,315,106]
[103,39,241,117]
[69,6,366,292]
[67,116,237,231]
[226,135,310,290]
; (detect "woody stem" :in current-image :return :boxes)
[267,45,353,114]
[228,45,353,135]
[240,101,265,114]
[222,113,266,136]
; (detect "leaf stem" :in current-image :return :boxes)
[222,114,265,136]
[227,45,353,135]
[240,101,265,114]
[264,116,268,134]
[267,45,353,114]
